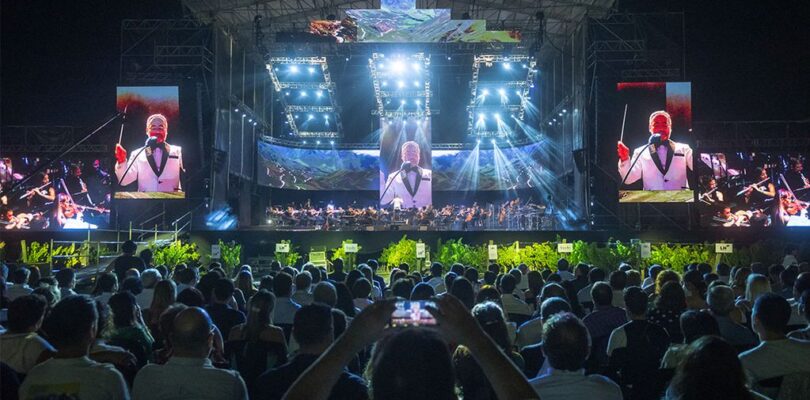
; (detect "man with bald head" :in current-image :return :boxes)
[115,113,184,193]
[380,140,432,209]
[132,307,247,400]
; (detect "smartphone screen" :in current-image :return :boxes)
[391,300,437,327]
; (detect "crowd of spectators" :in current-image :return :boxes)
[2,239,810,400]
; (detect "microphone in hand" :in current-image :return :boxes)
[648,133,663,146]
[146,136,159,149]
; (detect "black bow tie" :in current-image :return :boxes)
[405,165,419,173]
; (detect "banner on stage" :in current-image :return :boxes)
[343,243,359,253]
[640,242,651,259]
[276,243,290,253]
[416,242,426,258]
[715,243,733,254]
[557,243,573,253]
[488,244,498,260]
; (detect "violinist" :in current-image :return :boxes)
[56,193,82,227]
[779,188,808,224]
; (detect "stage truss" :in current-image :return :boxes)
[369,53,432,119]
[468,54,536,138]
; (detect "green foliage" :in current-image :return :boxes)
[274,240,301,268]
[331,240,361,269]
[151,240,200,269]
[435,239,487,269]
[51,242,90,268]
[218,240,242,275]
[379,236,420,270]
[717,241,781,268]
[648,243,714,274]
[518,242,560,270]
[20,240,50,265]
[494,242,523,268]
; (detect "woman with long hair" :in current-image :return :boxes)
[665,336,767,400]
[106,291,154,365]
[649,281,688,343]
[146,279,176,343]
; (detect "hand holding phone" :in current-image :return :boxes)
[390,300,437,327]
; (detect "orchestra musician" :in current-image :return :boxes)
[700,178,724,205]
[618,111,693,190]
[65,164,94,206]
[784,158,810,199]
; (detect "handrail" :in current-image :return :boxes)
[139,211,166,229]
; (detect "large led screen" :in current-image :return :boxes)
[616,82,694,203]
[0,156,111,230]
[432,142,551,191]
[258,141,379,191]
[380,118,431,209]
[698,152,810,228]
[115,86,184,199]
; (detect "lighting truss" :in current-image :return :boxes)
[369,53,432,118]
[267,56,343,138]
[468,54,537,137]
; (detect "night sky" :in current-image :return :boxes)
[2,0,808,129]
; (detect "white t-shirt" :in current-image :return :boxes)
[530,368,622,400]
[19,356,129,400]
[739,338,810,383]
[0,332,54,373]
[132,357,247,400]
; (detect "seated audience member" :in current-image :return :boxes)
[582,282,627,367]
[177,287,206,307]
[716,263,731,284]
[739,293,810,398]
[291,271,314,306]
[153,304,187,364]
[146,280,177,344]
[136,269,161,309]
[661,310,720,369]
[92,272,119,305]
[367,259,386,292]
[88,300,138,374]
[648,281,687,343]
[642,265,663,293]
[334,282,358,318]
[572,263,590,293]
[410,282,436,301]
[525,270,545,308]
[736,274,771,321]
[0,295,54,374]
[228,290,287,395]
[788,289,810,340]
[329,258,347,282]
[779,267,798,299]
[312,281,338,307]
[454,302,525,399]
[499,274,532,322]
[390,278,414,300]
[236,270,258,302]
[530,312,622,399]
[258,275,274,293]
[426,262,446,293]
[665,336,769,400]
[769,264,786,293]
[608,271,627,309]
[120,276,144,297]
[449,277,476,310]
[577,267,606,310]
[520,297,572,378]
[682,270,708,310]
[55,268,77,298]
[706,285,757,350]
[175,266,199,293]
[19,296,129,400]
[206,278,247,338]
[253,303,367,400]
[782,245,799,268]
[106,292,154,365]
[6,267,33,301]
[282,295,537,400]
[625,270,642,289]
[606,287,670,400]
[789,272,810,326]
[556,258,576,281]
[272,272,301,326]
[358,264,383,299]
[352,278,374,310]
[443,272,459,296]
[132,307,248,400]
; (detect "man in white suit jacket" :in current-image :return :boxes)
[381,140,432,209]
[115,114,183,193]
[617,111,692,190]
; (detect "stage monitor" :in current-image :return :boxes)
[114,86,184,200]
[257,142,379,190]
[0,156,111,230]
[615,82,694,203]
[698,152,810,228]
[380,117,432,209]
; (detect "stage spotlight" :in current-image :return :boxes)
[502,63,511,70]
[289,65,299,73]
[516,90,522,96]
[552,118,556,122]
[562,109,567,113]
[392,60,405,73]
[481,89,490,96]
[285,91,290,96]
[381,81,388,87]
[316,140,321,145]
[308,66,316,74]
[522,64,528,68]
[294,115,299,119]
[476,139,481,144]
[324,114,329,119]
[478,113,486,120]
[498,88,506,96]
[303,140,307,144]
[412,62,421,71]
[494,113,501,120]
[385,99,391,105]
[413,81,420,87]
[548,121,553,126]
[253,121,257,126]
[330,140,335,145]
[558,112,563,116]
[234,108,239,112]
[447,56,452,60]
[510,114,515,118]
[491,139,497,144]
[345,57,349,61]
[415,99,421,105]
[300,90,307,97]
[400,99,406,105]
[397,80,405,88]
[308,114,314,120]
[241,114,246,118]
[248,118,253,123]
[316,90,324,98]
[378,63,385,69]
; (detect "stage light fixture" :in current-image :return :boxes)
[294,115,299,119]
[558,112,563,116]
[477,139,481,144]
[415,99,421,105]
[289,65,299,73]
[413,81,420,87]
[516,90,522,96]
[562,109,567,113]
[285,92,290,96]
[308,66,316,74]
[392,60,405,73]
[481,89,490,96]
[478,113,485,120]
[494,113,501,120]
[234,108,239,112]
[330,140,335,145]
[522,64,528,68]
[397,80,405,88]
[548,121,553,126]
[324,115,329,119]
[253,121,257,126]
[491,139,497,144]
[498,88,506,96]
[447,56,452,60]
[316,140,321,145]
[248,118,253,123]
[316,90,324,98]
[552,118,557,122]
[379,63,385,69]
[308,114,314,120]
[400,100,406,105]
[412,62,421,71]
[300,90,307,97]
[382,81,388,87]
[241,114,246,118]
[503,63,512,70]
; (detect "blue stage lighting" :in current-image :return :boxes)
[294,115,299,119]
[248,118,253,123]
[412,62,421,71]
[308,66,315,74]
[491,139,497,144]
[285,91,290,96]
[562,109,567,113]
[476,139,481,144]
[316,90,324,98]
[253,121,257,126]
[478,113,486,120]
[330,140,335,145]
[400,99,406,105]
[415,99,421,105]
[494,113,501,120]
[316,140,321,145]
[397,80,405,88]
[303,140,307,144]
[300,90,307,97]
[498,88,506,96]
[308,114,314,120]
[481,89,490,96]
[241,114,246,118]
[413,81,420,87]
[379,63,385,69]
[382,81,388,87]
[289,65,299,73]
[234,108,239,112]
[515,90,522,96]
[502,63,511,70]
[392,60,405,73]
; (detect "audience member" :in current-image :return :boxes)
[682,270,708,310]
[661,310,720,369]
[665,336,768,400]
[410,282,436,301]
[648,281,687,343]
[787,289,810,340]
[177,287,206,307]
[6,267,33,301]
[739,293,810,398]
[782,244,799,267]
[289,271,312,306]
[608,271,627,308]
[519,297,572,377]
[352,278,373,310]
[329,258,347,282]
[55,268,77,298]
[236,270,258,301]
[426,262,445,293]
[334,282,357,318]
[449,277,475,310]
[643,265,663,293]
[271,272,301,325]
[107,240,146,283]
[716,263,731,284]
[206,278,246,338]
[254,303,367,400]
[499,274,532,321]
[19,296,129,400]
[132,307,248,400]
[556,258,575,281]
[0,295,54,374]
[706,284,757,349]
[312,281,338,307]
[582,282,627,366]
[106,292,154,365]
[530,312,622,399]
[146,279,177,344]
[577,267,606,309]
